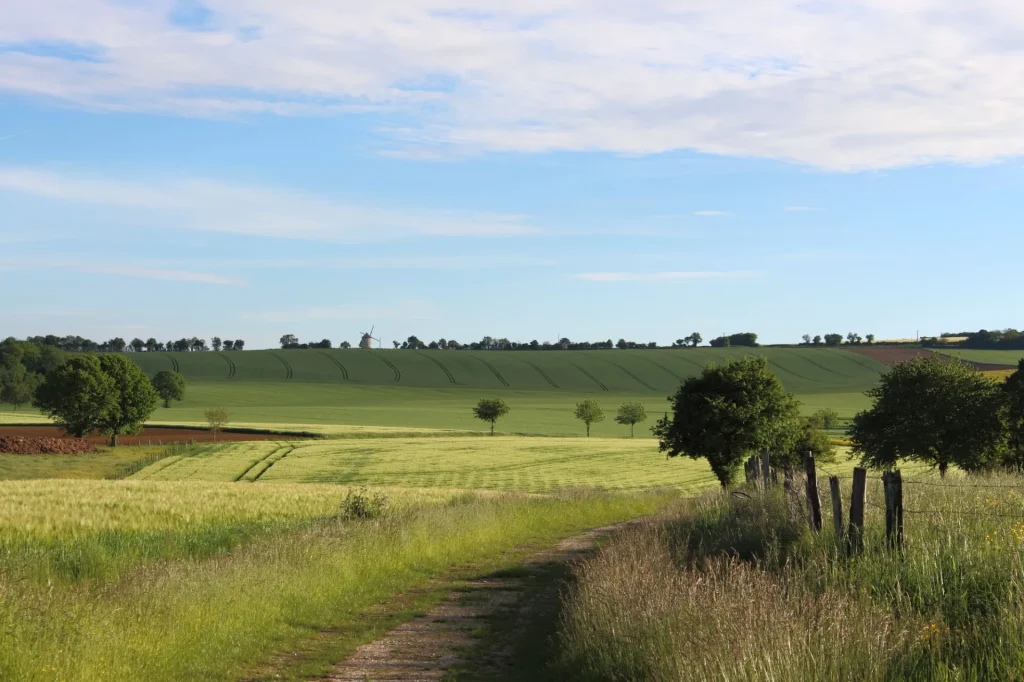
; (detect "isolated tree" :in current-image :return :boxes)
[847,332,863,345]
[865,334,876,345]
[233,339,245,351]
[393,341,400,349]
[204,407,231,441]
[212,337,222,352]
[793,422,837,463]
[615,401,648,438]
[824,334,843,347]
[152,370,186,408]
[688,333,703,347]
[575,399,605,437]
[339,341,352,349]
[851,356,1007,476]
[1003,361,1024,468]
[801,334,812,345]
[473,398,510,436]
[813,335,823,345]
[130,338,145,352]
[94,356,159,446]
[807,408,841,431]
[34,356,117,436]
[223,340,234,351]
[280,334,299,349]
[653,356,802,487]
[145,338,159,352]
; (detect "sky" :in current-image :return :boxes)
[1,1,1022,349]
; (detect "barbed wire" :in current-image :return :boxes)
[903,508,1024,520]
[902,480,1024,490]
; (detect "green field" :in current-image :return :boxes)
[41,347,883,435]
[934,348,1024,366]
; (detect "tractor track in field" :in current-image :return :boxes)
[417,351,457,385]
[250,444,295,481]
[217,352,237,379]
[792,351,857,380]
[234,445,282,482]
[522,359,559,389]
[164,353,180,373]
[474,356,510,388]
[270,353,294,380]
[373,353,402,383]
[318,351,350,381]
[767,357,822,385]
[597,357,658,392]
[665,351,706,372]
[633,354,684,381]
[570,362,610,392]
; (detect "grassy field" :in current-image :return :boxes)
[934,348,1024,366]
[0,444,168,480]
[558,474,1024,681]
[0,485,671,682]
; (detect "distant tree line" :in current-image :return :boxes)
[23,335,246,353]
[279,335,351,350]
[798,333,875,346]
[708,332,758,348]
[0,338,66,410]
[924,328,1024,350]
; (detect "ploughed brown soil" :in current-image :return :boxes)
[847,346,1016,371]
[0,436,98,455]
[0,425,293,450]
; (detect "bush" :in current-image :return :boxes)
[337,488,389,521]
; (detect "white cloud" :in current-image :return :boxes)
[574,271,760,282]
[0,257,247,285]
[693,210,729,217]
[4,1,1024,169]
[0,166,539,241]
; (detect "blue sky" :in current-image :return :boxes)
[1,1,1022,349]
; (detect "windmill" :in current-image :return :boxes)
[359,326,382,350]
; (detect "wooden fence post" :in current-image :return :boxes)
[745,457,756,485]
[848,467,867,554]
[883,470,904,552]
[761,450,771,489]
[803,451,822,532]
[829,475,844,546]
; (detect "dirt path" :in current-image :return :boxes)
[317,523,628,682]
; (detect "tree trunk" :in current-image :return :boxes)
[630,423,634,438]
[491,421,495,436]
[164,399,171,408]
[586,423,590,437]
[109,433,118,447]
[939,461,948,478]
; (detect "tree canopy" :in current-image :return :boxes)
[653,356,801,487]
[152,370,186,408]
[614,401,648,437]
[472,398,510,435]
[850,355,1007,476]
[574,399,605,437]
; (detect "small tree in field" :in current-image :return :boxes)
[807,408,840,431]
[851,356,1007,476]
[575,399,605,437]
[204,408,231,441]
[152,370,186,408]
[473,398,510,435]
[615,401,648,438]
[653,356,802,487]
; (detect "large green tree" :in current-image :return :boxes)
[34,356,117,437]
[1004,360,1024,468]
[152,370,187,408]
[574,399,605,437]
[850,355,1007,476]
[0,364,40,410]
[653,356,802,487]
[472,398,511,435]
[95,355,159,446]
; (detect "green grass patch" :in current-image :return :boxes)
[0,445,170,480]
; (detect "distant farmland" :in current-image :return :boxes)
[126,347,888,396]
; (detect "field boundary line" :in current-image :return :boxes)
[570,362,610,392]
[250,443,296,481]
[596,357,658,392]
[269,353,294,380]
[840,349,893,372]
[216,352,237,379]
[474,355,510,388]
[235,444,281,482]
[417,351,457,385]
[163,353,180,373]
[318,351,350,381]
[522,359,559,389]
[373,353,402,382]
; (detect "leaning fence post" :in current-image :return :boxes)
[848,467,867,554]
[761,450,771,489]
[829,475,844,546]
[883,470,904,552]
[803,451,822,532]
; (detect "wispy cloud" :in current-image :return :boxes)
[0,166,540,242]
[573,271,761,282]
[693,210,729,217]
[0,258,246,285]
[4,2,1024,169]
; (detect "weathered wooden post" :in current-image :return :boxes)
[829,475,844,546]
[744,457,755,485]
[848,467,867,554]
[883,470,904,552]
[761,450,771,489]
[803,451,822,532]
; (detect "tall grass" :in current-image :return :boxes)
[0,487,670,681]
[558,475,1024,681]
